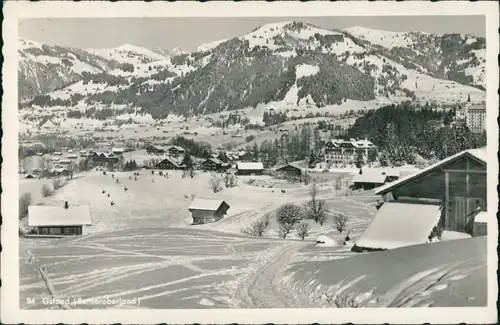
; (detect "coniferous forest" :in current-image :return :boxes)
[346,102,486,164]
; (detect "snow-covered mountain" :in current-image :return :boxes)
[18,21,486,124]
[18,38,120,98]
[344,26,486,89]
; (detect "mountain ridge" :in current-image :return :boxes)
[18,21,486,124]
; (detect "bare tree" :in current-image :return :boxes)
[333,213,349,233]
[224,173,237,188]
[20,158,29,178]
[296,222,310,240]
[19,193,32,219]
[210,176,223,193]
[38,157,49,179]
[52,178,63,190]
[41,184,52,197]
[305,181,329,225]
[242,215,270,237]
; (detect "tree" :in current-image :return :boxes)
[355,150,365,168]
[182,152,194,170]
[296,222,310,240]
[367,149,378,164]
[276,203,303,239]
[304,182,329,225]
[38,157,49,179]
[210,176,223,193]
[19,193,32,219]
[52,178,63,190]
[224,173,237,188]
[41,184,52,197]
[333,213,349,233]
[242,215,270,237]
[20,158,29,178]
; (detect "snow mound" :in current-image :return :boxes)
[316,235,340,247]
[355,202,441,250]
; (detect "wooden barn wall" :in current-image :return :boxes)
[392,157,486,202]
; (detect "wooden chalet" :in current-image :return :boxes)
[146,145,165,155]
[201,157,230,172]
[354,148,488,252]
[166,146,186,157]
[28,202,92,236]
[352,172,390,190]
[189,199,230,225]
[156,157,182,170]
[236,162,264,175]
[275,163,302,178]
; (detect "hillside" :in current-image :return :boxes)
[18,22,486,125]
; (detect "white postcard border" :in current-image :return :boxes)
[2,1,499,324]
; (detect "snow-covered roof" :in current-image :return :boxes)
[355,202,441,250]
[167,145,185,152]
[157,157,181,167]
[375,148,487,195]
[28,205,92,227]
[58,159,72,164]
[275,163,302,171]
[205,157,223,165]
[353,172,388,184]
[237,162,264,170]
[474,211,489,223]
[188,199,228,211]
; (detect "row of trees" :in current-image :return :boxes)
[243,181,350,240]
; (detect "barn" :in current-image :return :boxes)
[201,157,230,172]
[275,163,302,178]
[352,172,390,190]
[188,199,230,225]
[156,157,182,170]
[28,203,92,236]
[236,162,264,175]
[353,148,488,252]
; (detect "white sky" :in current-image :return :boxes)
[19,16,485,51]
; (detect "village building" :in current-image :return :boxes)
[80,150,88,157]
[188,199,230,225]
[156,157,182,170]
[352,172,390,190]
[275,163,302,178]
[323,138,377,165]
[465,102,486,133]
[146,145,166,155]
[353,148,487,252]
[112,147,125,155]
[58,159,72,165]
[236,162,264,175]
[67,154,78,159]
[28,203,92,236]
[166,145,186,157]
[201,157,230,172]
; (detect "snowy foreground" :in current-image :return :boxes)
[20,229,486,309]
[19,170,487,308]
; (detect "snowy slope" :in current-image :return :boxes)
[343,26,486,89]
[87,44,167,66]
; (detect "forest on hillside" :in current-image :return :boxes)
[346,102,486,164]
